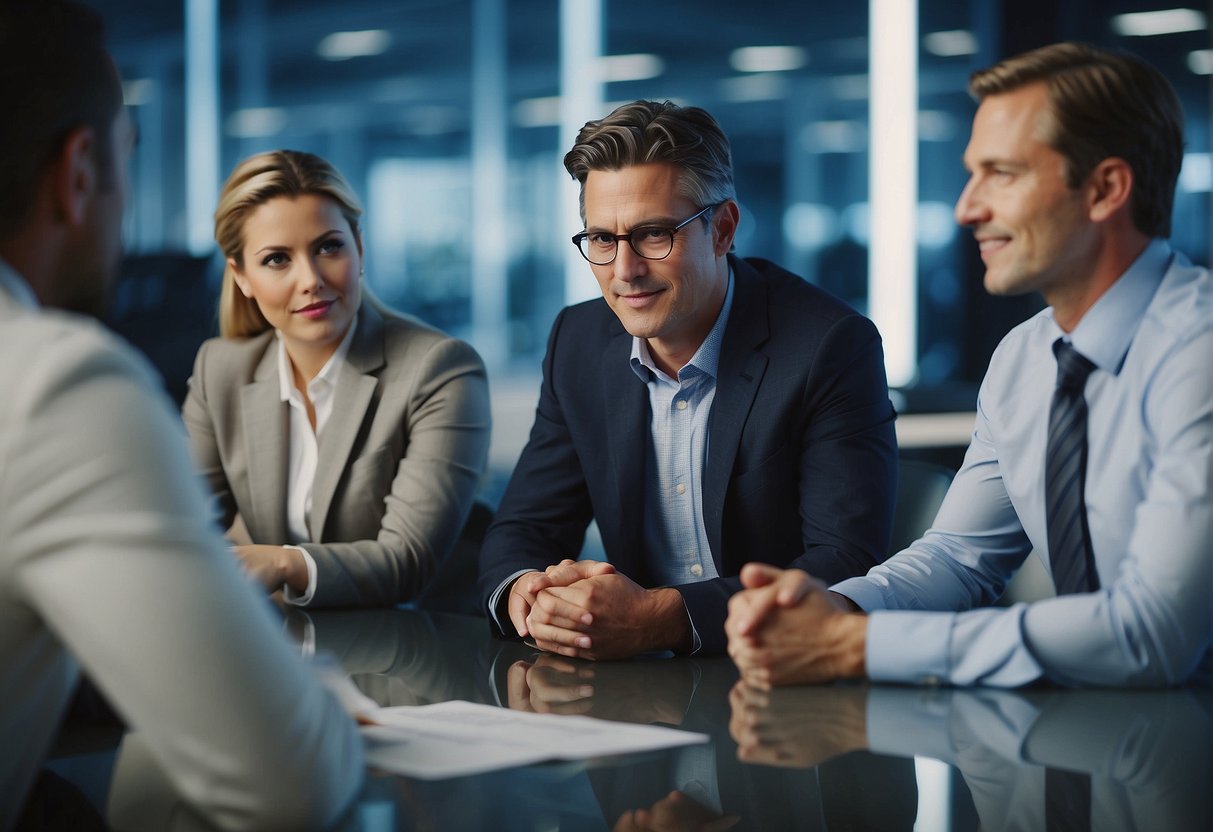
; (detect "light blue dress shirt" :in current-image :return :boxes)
[631,271,734,587]
[833,241,1212,687]
[487,272,735,641]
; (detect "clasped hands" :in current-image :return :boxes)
[508,559,690,660]
[232,543,309,594]
[724,563,868,688]
[506,654,691,725]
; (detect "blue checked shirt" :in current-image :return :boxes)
[631,271,735,587]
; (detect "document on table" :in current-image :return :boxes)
[359,700,709,780]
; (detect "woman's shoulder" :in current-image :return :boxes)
[372,305,478,358]
[363,305,486,385]
[192,330,276,381]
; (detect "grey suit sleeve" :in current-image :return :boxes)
[302,336,492,607]
[181,339,239,532]
[1,324,363,831]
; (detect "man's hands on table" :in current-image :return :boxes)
[508,560,692,660]
[725,564,867,688]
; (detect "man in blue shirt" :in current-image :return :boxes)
[727,43,1211,688]
[479,101,898,659]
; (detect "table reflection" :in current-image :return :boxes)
[730,681,1213,831]
[89,609,1212,831]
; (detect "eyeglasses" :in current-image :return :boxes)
[571,202,722,265]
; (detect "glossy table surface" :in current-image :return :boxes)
[51,607,1213,831]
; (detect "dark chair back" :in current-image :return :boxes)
[889,458,955,556]
[104,253,217,407]
[415,500,494,616]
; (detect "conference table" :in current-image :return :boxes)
[55,607,1212,830]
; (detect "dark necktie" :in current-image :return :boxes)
[1045,339,1100,595]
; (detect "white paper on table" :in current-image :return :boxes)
[359,700,709,780]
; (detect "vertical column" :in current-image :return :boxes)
[559,0,604,305]
[470,0,510,367]
[185,0,220,255]
[869,0,918,388]
[235,0,268,161]
[133,59,167,252]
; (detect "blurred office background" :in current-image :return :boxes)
[93,0,1210,490]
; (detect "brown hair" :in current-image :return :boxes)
[563,100,736,222]
[214,150,364,337]
[969,42,1184,238]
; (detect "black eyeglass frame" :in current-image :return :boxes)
[570,202,723,265]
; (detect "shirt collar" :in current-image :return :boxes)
[1058,238,1171,374]
[0,257,41,310]
[276,315,359,403]
[630,266,735,383]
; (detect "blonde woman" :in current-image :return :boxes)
[183,150,490,607]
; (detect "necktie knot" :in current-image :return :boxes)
[1053,339,1096,392]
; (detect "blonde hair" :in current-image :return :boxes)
[214,150,364,337]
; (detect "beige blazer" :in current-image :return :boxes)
[182,301,491,607]
[1,264,363,828]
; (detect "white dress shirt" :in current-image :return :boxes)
[277,320,357,605]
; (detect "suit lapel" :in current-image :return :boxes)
[240,342,290,544]
[310,304,385,541]
[703,258,770,562]
[601,323,648,569]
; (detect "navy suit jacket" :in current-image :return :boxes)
[479,255,898,653]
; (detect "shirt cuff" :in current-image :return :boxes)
[488,569,539,633]
[282,545,317,606]
[681,595,703,655]
[830,576,889,612]
[865,610,954,685]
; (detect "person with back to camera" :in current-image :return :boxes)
[0,3,363,829]
[183,150,491,608]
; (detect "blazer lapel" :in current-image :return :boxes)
[310,304,385,541]
[240,343,290,544]
[601,324,648,570]
[703,258,770,562]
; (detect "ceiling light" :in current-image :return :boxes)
[922,30,978,57]
[598,54,664,82]
[801,120,866,153]
[917,111,956,142]
[830,74,869,100]
[1179,152,1211,192]
[317,29,392,61]
[1111,9,1206,37]
[729,46,808,73]
[401,105,462,136]
[718,73,788,102]
[226,107,287,139]
[122,78,156,106]
[513,96,561,128]
[1188,49,1213,74]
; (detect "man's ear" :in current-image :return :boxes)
[51,126,99,227]
[712,200,741,256]
[1086,157,1133,223]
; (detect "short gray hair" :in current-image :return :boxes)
[563,100,736,221]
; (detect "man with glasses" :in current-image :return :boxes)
[479,100,898,659]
